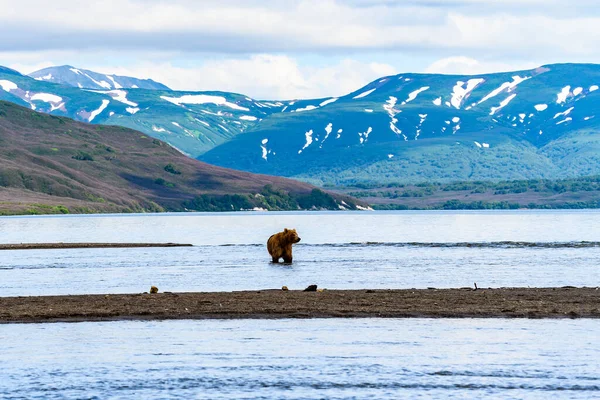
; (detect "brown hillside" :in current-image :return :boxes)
[0,101,359,214]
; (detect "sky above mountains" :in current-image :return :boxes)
[1,0,599,99]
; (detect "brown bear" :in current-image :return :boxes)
[267,228,301,263]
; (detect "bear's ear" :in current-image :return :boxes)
[284,228,289,233]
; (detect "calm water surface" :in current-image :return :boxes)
[1,211,599,399]
[0,211,598,295]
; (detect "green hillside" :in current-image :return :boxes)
[0,101,361,215]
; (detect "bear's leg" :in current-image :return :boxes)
[272,256,280,263]
[282,255,292,263]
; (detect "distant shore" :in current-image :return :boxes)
[0,243,192,250]
[1,287,598,323]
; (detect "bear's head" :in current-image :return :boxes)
[283,228,301,243]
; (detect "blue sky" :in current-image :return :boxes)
[1,0,599,98]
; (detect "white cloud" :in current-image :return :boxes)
[4,1,600,99]
[1,0,600,60]
[425,56,539,76]
[83,55,397,99]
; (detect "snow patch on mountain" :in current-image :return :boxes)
[88,100,109,122]
[261,138,268,160]
[450,79,484,109]
[553,107,574,119]
[383,96,404,139]
[353,88,376,99]
[51,103,65,112]
[85,73,111,89]
[298,130,314,154]
[358,127,372,144]
[152,126,167,133]
[478,76,530,105]
[30,93,63,103]
[320,123,333,148]
[490,94,517,115]
[416,114,427,140]
[106,75,123,90]
[240,115,258,121]
[319,98,338,107]
[294,105,318,113]
[160,94,249,111]
[0,80,17,91]
[34,73,52,81]
[91,90,138,107]
[556,117,572,125]
[194,118,210,127]
[200,109,223,116]
[404,87,429,104]
[126,107,139,114]
[556,86,571,104]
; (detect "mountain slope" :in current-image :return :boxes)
[29,65,170,90]
[0,68,283,156]
[201,64,600,184]
[0,101,361,214]
[3,63,600,185]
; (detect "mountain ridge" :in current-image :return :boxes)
[2,63,600,185]
[29,65,170,91]
[200,63,600,184]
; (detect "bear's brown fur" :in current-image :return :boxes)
[267,228,301,263]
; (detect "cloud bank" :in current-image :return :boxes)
[1,0,597,98]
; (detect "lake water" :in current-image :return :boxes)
[1,319,599,399]
[0,210,599,295]
[1,211,599,399]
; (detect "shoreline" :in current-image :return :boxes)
[1,287,599,324]
[0,243,192,250]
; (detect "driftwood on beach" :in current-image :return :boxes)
[1,287,598,324]
[0,243,193,250]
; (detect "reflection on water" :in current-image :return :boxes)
[1,318,599,399]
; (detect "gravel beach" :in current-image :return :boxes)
[1,287,598,323]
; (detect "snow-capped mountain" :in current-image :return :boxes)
[0,68,282,156]
[29,65,170,90]
[201,64,600,184]
[3,63,600,184]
